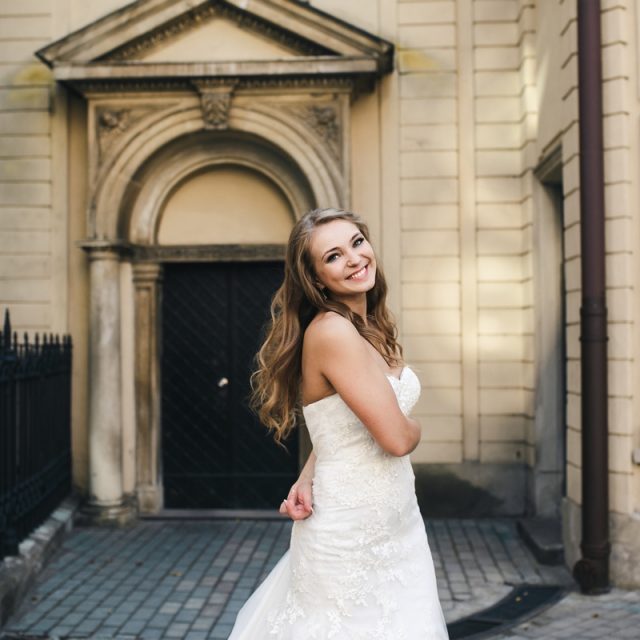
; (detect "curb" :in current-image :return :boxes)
[0,496,80,628]
[516,517,564,566]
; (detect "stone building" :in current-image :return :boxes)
[0,0,638,588]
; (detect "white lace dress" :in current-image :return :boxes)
[229,367,449,639]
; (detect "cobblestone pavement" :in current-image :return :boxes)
[2,518,637,639]
[493,589,640,639]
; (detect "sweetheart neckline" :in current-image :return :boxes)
[301,366,409,411]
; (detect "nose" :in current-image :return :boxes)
[345,246,360,265]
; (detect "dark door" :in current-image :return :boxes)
[161,261,299,509]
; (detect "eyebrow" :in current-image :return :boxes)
[322,232,361,259]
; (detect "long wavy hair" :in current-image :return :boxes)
[250,208,402,444]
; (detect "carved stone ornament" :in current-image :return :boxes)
[96,106,164,159]
[192,80,237,130]
[284,103,342,161]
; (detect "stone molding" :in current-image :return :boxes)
[70,75,358,97]
[51,59,378,91]
[131,244,287,263]
[78,240,130,260]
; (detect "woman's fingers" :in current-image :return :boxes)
[280,498,312,520]
[299,485,313,512]
[279,481,314,520]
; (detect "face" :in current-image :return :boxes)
[308,219,377,302]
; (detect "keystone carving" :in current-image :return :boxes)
[192,80,237,130]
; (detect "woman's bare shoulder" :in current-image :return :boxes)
[304,311,358,348]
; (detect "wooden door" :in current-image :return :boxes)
[161,262,299,509]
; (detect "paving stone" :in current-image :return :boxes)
[5,519,640,638]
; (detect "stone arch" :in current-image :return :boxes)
[122,129,316,244]
[92,104,345,240]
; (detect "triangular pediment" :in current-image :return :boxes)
[37,0,393,86]
[137,17,299,63]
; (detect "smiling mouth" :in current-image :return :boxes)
[347,265,368,280]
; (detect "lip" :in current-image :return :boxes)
[347,264,369,280]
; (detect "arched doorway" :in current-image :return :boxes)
[156,164,300,509]
[126,132,316,513]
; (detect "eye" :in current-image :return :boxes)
[326,253,339,263]
[353,236,365,247]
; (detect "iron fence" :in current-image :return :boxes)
[0,310,72,559]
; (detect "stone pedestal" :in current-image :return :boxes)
[81,242,135,525]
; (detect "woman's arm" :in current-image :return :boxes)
[279,451,316,520]
[306,314,421,457]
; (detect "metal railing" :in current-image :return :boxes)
[0,310,72,559]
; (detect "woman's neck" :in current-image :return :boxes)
[334,293,367,322]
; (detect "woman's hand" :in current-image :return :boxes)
[279,479,314,520]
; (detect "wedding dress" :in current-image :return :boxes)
[229,367,449,639]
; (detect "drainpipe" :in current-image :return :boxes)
[573,0,610,594]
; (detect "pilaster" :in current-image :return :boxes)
[132,262,164,513]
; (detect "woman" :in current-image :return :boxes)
[229,208,448,639]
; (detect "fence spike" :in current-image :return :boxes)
[3,309,10,350]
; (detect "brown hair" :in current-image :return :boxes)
[250,208,402,443]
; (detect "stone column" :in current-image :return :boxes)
[82,242,134,524]
[132,262,163,513]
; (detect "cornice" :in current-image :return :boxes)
[53,58,374,96]
[53,58,377,82]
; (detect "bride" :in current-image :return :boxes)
[229,208,449,639]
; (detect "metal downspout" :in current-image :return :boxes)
[573,0,610,594]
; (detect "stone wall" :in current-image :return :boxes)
[0,1,54,333]
[375,0,532,513]
[555,0,640,585]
